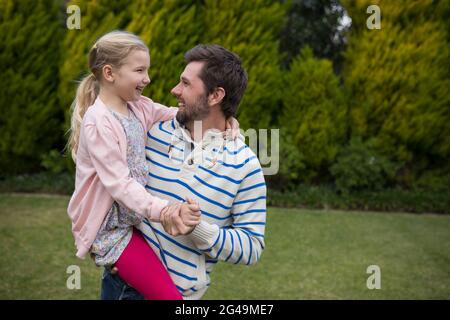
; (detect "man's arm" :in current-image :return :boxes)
[188,161,267,265]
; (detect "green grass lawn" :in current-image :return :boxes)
[0,193,449,299]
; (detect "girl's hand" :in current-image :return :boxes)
[225,117,240,140]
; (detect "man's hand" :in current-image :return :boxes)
[180,198,200,226]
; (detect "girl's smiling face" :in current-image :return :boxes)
[112,49,151,101]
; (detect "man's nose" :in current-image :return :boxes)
[171,83,181,97]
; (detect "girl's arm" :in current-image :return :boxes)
[131,95,177,131]
[83,115,168,222]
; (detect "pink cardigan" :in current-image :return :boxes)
[67,95,178,259]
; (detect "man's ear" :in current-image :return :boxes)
[101,64,115,83]
[208,87,225,106]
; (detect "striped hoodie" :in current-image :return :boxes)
[138,118,267,299]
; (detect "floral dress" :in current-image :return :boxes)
[90,108,149,267]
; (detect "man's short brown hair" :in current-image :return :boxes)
[184,44,248,118]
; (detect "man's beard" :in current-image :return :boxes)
[176,94,210,126]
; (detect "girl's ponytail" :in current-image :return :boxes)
[68,73,98,162]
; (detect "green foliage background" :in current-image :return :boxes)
[0,0,448,197]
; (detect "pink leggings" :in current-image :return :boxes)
[114,228,183,300]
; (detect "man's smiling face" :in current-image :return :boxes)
[171,61,210,125]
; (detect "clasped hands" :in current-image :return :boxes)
[160,198,201,236]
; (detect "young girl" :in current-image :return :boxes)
[67,31,213,300]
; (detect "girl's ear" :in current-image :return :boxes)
[101,64,115,83]
[208,87,225,106]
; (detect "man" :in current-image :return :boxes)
[101,44,266,300]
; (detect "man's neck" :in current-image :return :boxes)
[185,112,226,142]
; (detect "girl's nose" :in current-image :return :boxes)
[143,74,151,85]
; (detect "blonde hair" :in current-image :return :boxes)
[68,30,148,161]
